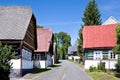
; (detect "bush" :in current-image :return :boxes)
[115,59,120,73]
[0,43,15,80]
[97,62,106,72]
[89,62,106,72]
[89,66,96,72]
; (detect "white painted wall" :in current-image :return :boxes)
[73,56,80,62]
[85,60,117,69]
[33,61,46,68]
[10,59,21,77]
[40,61,46,68]
[11,59,21,69]
[68,56,73,60]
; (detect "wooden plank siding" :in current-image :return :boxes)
[23,15,37,50]
[1,41,21,59]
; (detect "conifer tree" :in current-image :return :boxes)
[82,0,102,26]
[78,0,102,60]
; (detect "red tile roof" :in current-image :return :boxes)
[35,28,53,52]
[82,24,118,49]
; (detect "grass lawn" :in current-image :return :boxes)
[87,71,120,80]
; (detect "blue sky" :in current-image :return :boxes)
[0,0,120,45]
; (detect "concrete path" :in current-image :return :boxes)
[32,60,93,80]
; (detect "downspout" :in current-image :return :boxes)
[20,41,23,76]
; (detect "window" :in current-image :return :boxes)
[41,54,46,60]
[94,51,102,60]
[85,51,93,60]
[95,52,100,60]
[109,51,115,59]
[34,54,41,60]
[102,50,108,60]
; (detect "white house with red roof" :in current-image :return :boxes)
[82,24,120,69]
[34,28,54,68]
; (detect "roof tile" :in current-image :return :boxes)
[82,24,118,49]
[35,28,53,52]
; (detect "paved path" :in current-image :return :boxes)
[33,60,93,80]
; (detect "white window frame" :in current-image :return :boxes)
[109,51,115,59]
[94,51,102,60]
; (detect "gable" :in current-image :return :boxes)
[23,15,37,50]
[35,28,53,52]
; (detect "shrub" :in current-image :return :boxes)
[115,59,120,73]
[97,62,106,72]
[0,43,15,80]
[89,66,96,72]
[89,62,106,72]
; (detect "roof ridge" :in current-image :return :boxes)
[84,23,118,28]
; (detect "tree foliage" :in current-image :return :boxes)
[115,59,120,73]
[113,24,120,54]
[82,0,102,26]
[0,42,15,80]
[37,25,43,28]
[78,0,102,59]
[54,32,71,59]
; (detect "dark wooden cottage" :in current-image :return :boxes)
[0,6,37,77]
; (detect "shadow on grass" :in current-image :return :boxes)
[30,68,51,74]
[23,61,62,76]
[22,68,51,76]
[114,73,120,78]
[50,64,61,68]
[56,61,61,64]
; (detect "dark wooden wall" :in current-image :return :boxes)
[23,15,37,50]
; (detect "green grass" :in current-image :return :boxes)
[87,71,120,80]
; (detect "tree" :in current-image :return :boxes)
[112,24,120,72]
[0,42,15,80]
[37,25,43,28]
[77,28,83,58]
[82,0,102,26]
[78,0,102,61]
[54,32,71,59]
[113,24,120,54]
